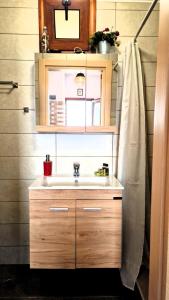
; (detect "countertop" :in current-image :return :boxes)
[29,175,124,190]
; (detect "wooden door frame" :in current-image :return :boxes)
[149,0,169,299]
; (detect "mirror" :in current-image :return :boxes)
[48,68,102,126]
[35,53,114,132]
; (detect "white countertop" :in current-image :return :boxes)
[29,175,124,190]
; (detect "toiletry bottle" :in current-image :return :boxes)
[103,163,109,176]
[40,26,49,53]
[43,154,52,176]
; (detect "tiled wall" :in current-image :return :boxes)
[0,0,159,264]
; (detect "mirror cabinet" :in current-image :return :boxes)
[35,53,116,133]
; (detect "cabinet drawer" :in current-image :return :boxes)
[30,199,75,218]
[76,200,121,218]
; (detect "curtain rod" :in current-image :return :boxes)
[134,0,159,42]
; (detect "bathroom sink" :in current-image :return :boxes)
[42,175,111,187]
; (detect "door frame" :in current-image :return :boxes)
[149,0,169,299]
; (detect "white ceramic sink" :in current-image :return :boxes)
[42,175,111,187]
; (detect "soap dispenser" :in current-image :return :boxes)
[43,154,52,176]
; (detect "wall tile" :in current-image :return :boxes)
[35,62,39,81]
[139,37,158,62]
[0,134,56,156]
[0,180,32,202]
[0,157,56,179]
[112,134,119,157]
[142,62,157,86]
[0,60,35,86]
[0,202,28,223]
[116,86,123,110]
[148,155,153,179]
[0,1,38,8]
[113,69,118,83]
[112,82,117,99]
[96,10,115,31]
[97,2,115,10]
[147,111,154,134]
[144,87,155,110]
[0,246,29,264]
[0,111,36,133]
[112,156,118,176]
[57,134,113,157]
[56,156,113,176]
[0,86,35,109]
[0,8,38,34]
[116,10,159,37]
[0,34,39,60]
[147,134,153,156]
[116,2,159,11]
[118,37,158,62]
[0,224,28,246]
[117,62,123,87]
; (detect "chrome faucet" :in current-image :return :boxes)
[73,162,80,177]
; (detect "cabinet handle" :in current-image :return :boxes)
[49,207,69,212]
[83,207,102,211]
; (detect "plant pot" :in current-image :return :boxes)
[97,41,111,54]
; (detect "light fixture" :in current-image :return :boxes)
[75,72,86,84]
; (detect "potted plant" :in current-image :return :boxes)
[89,27,120,53]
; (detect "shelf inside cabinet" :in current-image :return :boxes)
[35,125,117,133]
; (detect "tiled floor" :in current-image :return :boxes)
[0,266,141,300]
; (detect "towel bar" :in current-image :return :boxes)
[0,81,18,88]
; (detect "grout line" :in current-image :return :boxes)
[0,32,38,35]
[0,245,28,247]
[0,201,28,203]
[0,179,36,180]
[0,6,38,9]
[0,58,35,61]
[0,109,35,111]
[0,222,28,225]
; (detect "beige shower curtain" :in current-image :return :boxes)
[118,40,146,290]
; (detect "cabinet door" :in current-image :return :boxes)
[30,199,75,269]
[76,200,121,268]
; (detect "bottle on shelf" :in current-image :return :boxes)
[43,154,52,176]
[102,163,109,176]
[40,26,49,53]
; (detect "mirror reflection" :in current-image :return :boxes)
[48,68,102,126]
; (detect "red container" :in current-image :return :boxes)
[43,155,52,176]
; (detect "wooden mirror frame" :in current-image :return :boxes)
[38,0,96,51]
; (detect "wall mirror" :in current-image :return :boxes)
[47,68,102,126]
[38,0,96,51]
[35,53,115,133]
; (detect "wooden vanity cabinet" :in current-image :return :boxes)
[29,189,122,269]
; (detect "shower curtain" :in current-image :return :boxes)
[117,40,146,290]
